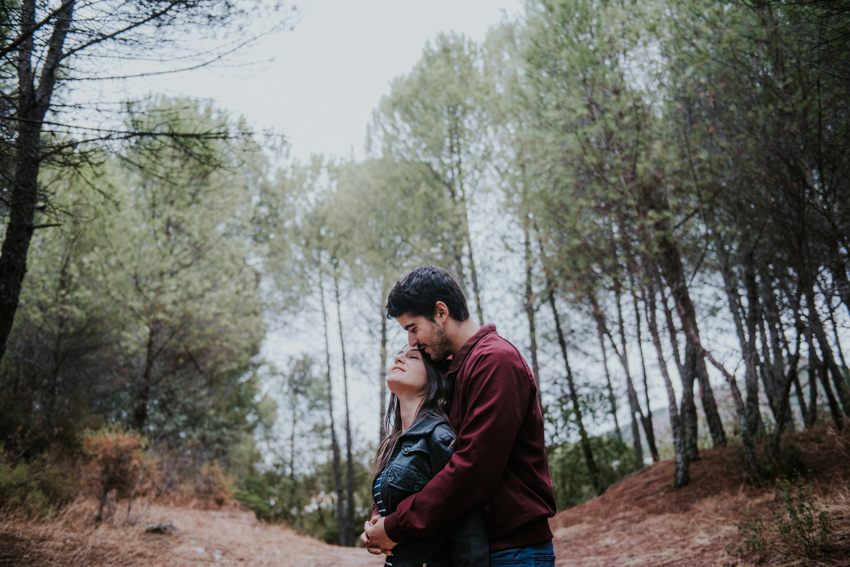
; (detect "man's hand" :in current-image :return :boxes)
[360,516,397,556]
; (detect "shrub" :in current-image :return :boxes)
[82,427,147,522]
[193,461,234,507]
[732,476,834,561]
[0,453,77,519]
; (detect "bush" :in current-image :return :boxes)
[547,434,640,510]
[82,427,149,521]
[732,477,834,561]
[0,453,77,518]
[193,461,235,507]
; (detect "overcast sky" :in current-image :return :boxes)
[118,0,524,162]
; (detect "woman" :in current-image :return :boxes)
[370,344,488,567]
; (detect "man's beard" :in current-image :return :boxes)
[425,324,453,362]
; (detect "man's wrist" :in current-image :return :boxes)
[383,513,407,544]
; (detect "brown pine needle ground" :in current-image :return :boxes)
[2,424,848,566]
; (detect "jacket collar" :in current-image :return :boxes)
[446,323,497,379]
[401,414,449,438]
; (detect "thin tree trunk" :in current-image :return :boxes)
[612,283,645,467]
[594,315,621,440]
[133,322,158,431]
[333,270,356,546]
[820,281,849,370]
[451,122,484,324]
[549,292,601,493]
[807,288,850,416]
[632,288,659,462]
[318,274,345,547]
[524,218,542,409]
[805,327,819,429]
[770,332,801,457]
[645,280,689,487]
[379,303,388,442]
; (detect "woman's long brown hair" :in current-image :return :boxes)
[371,350,454,480]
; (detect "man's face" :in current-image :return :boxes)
[395,313,453,362]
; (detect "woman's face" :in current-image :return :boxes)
[387,345,428,397]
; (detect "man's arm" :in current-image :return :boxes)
[383,350,532,543]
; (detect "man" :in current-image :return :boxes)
[362,265,556,566]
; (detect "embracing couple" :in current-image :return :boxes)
[361,265,557,567]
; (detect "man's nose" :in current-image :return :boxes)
[407,333,417,347]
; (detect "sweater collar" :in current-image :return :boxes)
[446,323,497,378]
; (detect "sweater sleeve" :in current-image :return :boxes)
[384,350,531,542]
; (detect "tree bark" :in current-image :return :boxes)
[549,292,601,494]
[0,0,75,367]
[318,274,345,547]
[333,270,356,546]
[593,314,621,440]
[524,218,542,409]
[612,282,645,467]
[379,303,388,442]
[645,279,689,487]
[632,288,659,462]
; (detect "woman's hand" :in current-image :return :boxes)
[361,516,396,556]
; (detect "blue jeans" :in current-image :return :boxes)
[490,541,556,566]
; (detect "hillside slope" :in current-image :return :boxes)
[2,425,848,567]
[551,425,850,566]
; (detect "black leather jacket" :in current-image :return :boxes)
[376,415,489,567]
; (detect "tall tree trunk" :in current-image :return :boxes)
[631,288,659,462]
[0,0,75,367]
[524,218,542,409]
[593,314,621,440]
[648,187,726,448]
[770,333,802,458]
[450,121,484,324]
[333,270,356,546]
[318,274,345,546]
[549,292,601,493]
[711,228,762,441]
[612,283,645,467]
[645,279,689,487]
[379,303,388,442]
[820,281,849,370]
[133,321,158,431]
[805,327,819,429]
[681,341,701,460]
[807,288,850,417]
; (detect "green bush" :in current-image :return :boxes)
[732,477,834,560]
[0,454,77,518]
[547,434,640,510]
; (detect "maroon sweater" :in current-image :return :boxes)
[384,324,556,552]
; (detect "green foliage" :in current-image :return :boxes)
[0,454,77,519]
[0,97,267,467]
[547,434,640,510]
[235,456,373,544]
[732,477,834,560]
[772,478,834,559]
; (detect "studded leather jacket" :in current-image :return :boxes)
[375,415,488,567]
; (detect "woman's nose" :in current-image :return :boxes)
[394,352,405,365]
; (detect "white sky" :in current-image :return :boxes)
[125,0,525,162]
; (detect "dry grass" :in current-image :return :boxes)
[551,424,850,567]
[3,424,849,567]
[0,498,382,567]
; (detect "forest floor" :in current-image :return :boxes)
[552,423,850,566]
[2,424,849,567]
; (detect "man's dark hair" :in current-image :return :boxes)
[386,265,470,322]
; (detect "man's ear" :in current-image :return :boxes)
[433,301,449,324]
